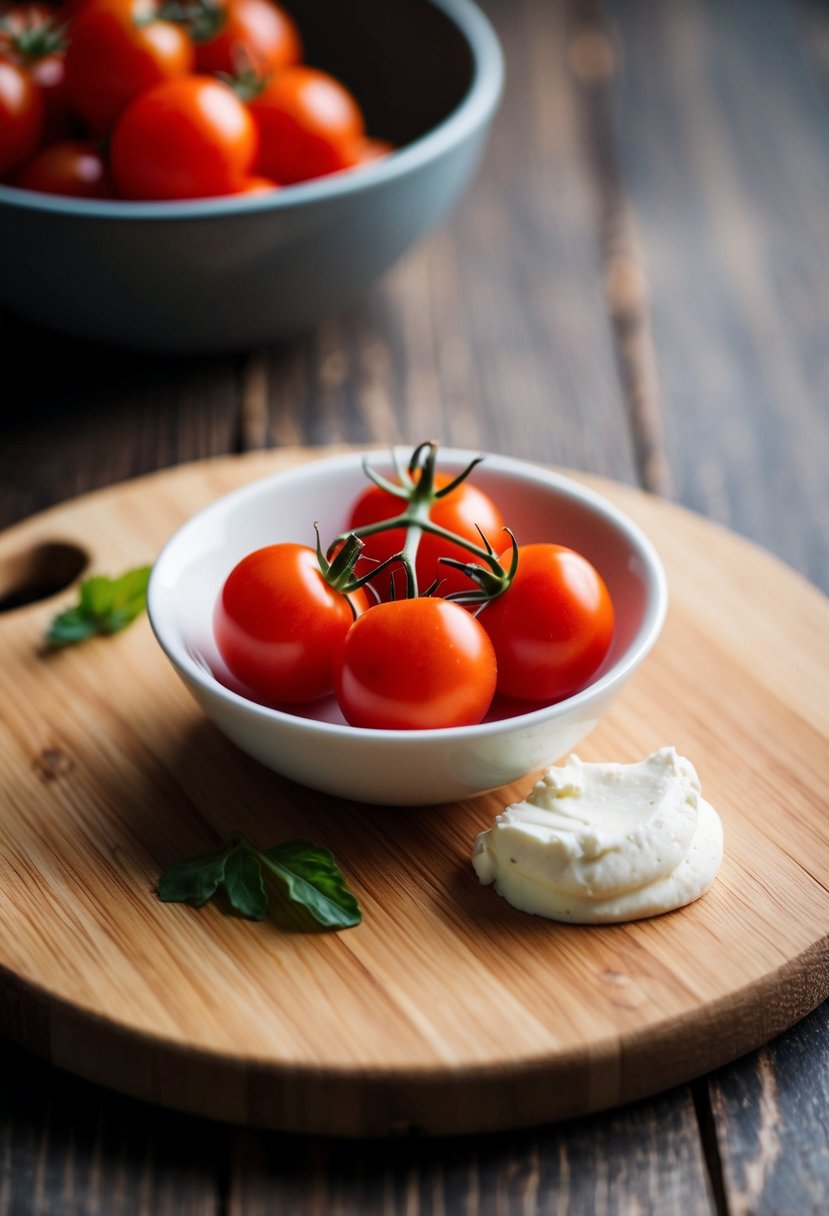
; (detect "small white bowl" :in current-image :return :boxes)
[148,450,667,805]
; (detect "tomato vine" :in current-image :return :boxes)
[327,440,517,603]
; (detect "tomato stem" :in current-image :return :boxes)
[154,0,226,43]
[329,442,515,600]
[434,455,485,499]
[314,526,366,617]
[443,528,518,607]
[318,529,362,587]
[6,15,68,59]
[361,461,411,502]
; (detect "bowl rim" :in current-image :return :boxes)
[0,0,504,221]
[148,449,669,743]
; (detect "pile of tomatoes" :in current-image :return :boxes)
[0,0,389,199]
[214,444,616,732]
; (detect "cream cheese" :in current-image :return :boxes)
[472,748,723,923]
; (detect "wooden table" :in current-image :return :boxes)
[2,0,828,1210]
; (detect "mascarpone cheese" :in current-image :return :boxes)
[472,748,723,923]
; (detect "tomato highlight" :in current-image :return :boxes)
[0,59,43,177]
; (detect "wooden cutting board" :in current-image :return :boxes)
[1,448,827,1137]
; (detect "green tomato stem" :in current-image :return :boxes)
[327,442,518,601]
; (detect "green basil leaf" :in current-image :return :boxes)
[79,575,117,619]
[157,848,230,907]
[46,566,151,648]
[223,848,267,920]
[157,836,361,931]
[262,839,363,929]
[45,607,99,647]
[106,566,152,622]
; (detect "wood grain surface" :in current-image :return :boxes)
[0,450,826,1137]
[2,0,829,1209]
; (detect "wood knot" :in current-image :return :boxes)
[568,29,617,85]
[33,747,74,781]
[602,969,629,986]
[601,968,648,1010]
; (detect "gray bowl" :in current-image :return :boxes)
[0,0,502,352]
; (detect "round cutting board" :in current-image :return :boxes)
[0,449,827,1137]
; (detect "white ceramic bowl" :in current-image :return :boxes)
[148,450,667,805]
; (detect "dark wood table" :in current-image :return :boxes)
[2,0,828,1210]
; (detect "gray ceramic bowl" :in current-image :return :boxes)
[0,0,502,352]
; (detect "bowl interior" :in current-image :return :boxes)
[290,0,475,148]
[151,453,663,730]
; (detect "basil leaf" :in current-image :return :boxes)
[158,848,230,907]
[46,606,99,647]
[79,575,117,619]
[262,840,363,929]
[104,566,153,630]
[224,848,267,920]
[157,836,362,931]
[46,566,151,648]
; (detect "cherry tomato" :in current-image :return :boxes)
[194,0,300,77]
[14,138,112,196]
[250,65,364,185]
[478,544,615,703]
[348,473,506,600]
[336,598,497,730]
[111,75,257,200]
[64,0,194,135]
[0,7,71,141]
[214,543,368,705]
[0,59,43,178]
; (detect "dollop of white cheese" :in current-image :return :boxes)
[472,748,723,923]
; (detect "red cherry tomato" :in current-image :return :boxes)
[0,7,71,140]
[194,0,300,77]
[64,0,194,134]
[0,59,43,178]
[335,598,497,730]
[214,543,368,705]
[14,138,112,196]
[111,75,257,200]
[250,65,364,185]
[348,473,506,600]
[478,544,615,703]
